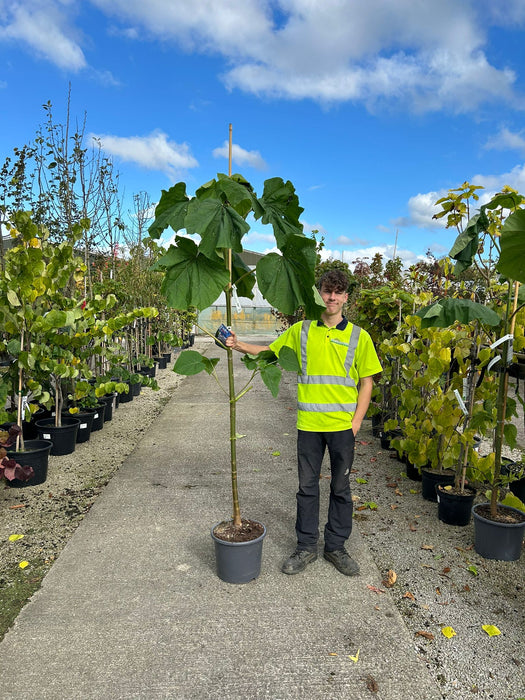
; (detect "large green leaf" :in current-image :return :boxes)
[498,209,525,283]
[154,237,229,310]
[260,363,282,397]
[255,178,304,249]
[416,297,501,328]
[173,350,220,376]
[449,211,488,275]
[231,252,256,299]
[148,182,190,239]
[256,235,324,318]
[185,198,250,258]
[278,345,301,372]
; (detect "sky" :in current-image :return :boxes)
[2,0,525,269]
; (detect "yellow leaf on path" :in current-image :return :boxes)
[403,591,415,601]
[382,569,397,587]
[19,561,29,569]
[482,625,501,637]
[421,544,434,550]
[8,534,24,542]
[441,626,456,638]
[348,649,360,662]
[329,652,338,656]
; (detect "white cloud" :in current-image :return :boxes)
[85,0,522,112]
[88,130,199,178]
[471,164,525,194]
[321,244,429,270]
[0,0,86,70]
[392,191,447,230]
[212,141,268,170]
[484,127,525,156]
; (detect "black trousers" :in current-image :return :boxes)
[296,429,355,552]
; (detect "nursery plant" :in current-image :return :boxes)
[433,185,525,523]
[148,172,323,548]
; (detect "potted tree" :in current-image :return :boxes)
[434,185,525,557]
[148,171,323,583]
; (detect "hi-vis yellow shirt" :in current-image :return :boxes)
[270,318,382,432]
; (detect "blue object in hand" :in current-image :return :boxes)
[215,324,232,347]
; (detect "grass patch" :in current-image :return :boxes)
[0,558,48,641]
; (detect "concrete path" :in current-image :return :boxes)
[0,338,442,699]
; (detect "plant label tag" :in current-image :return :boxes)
[43,434,51,440]
[80,423,88,429]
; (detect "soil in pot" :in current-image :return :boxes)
[436,484,476,526]
[421,468,455,502]
[6,439,53,488]
[472,503,525,561]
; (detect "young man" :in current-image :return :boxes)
[226,269,382,576]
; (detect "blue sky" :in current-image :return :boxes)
[2,1,525,268]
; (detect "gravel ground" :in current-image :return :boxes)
[1,347,525,699]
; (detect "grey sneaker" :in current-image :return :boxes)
[281,549,318,575]
[324,549,360,576]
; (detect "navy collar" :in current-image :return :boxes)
[317,315,348,330]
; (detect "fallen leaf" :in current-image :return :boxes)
[271,451,280,456]
[8,504,26,510]
[403,591,415,601]
[482,625,501,637]
[370,457,377,462]
[386,482,398,488]
[358,440,372,445]
[436,587,441,595]
[409,488,418,494]
[441,626,456,638]
[8,534,24,542]
[382,569,397,587]
[409,523,418,531]
[416,630,434,640]
[421,544,434,550]
[395,488,403,496]
[462,585,471,592]
[348,649,360,662]
[328,652,338,656]
[390,504,399,510]
[356,478,368,484]
[365,674,379,693]
[367,584,386,594]
[19,561,29,569]
[442,567,451,574]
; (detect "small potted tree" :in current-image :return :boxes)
[434,185,525,558]
[148,171,323,583]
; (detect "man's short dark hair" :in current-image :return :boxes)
[317,269,349,293]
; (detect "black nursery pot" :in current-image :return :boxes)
[35,417,80,456]
[118,385,133,403]
[162,352,171,363]
[86,405,105,432]
[421,468,455,502]
[62,410,95,444]
[436,484,476,526]
[6,439,53,488]
[154,356,167,370]
[98,393,116,421]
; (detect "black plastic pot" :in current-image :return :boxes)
[87,404,105,432]
[436,484,476,526]
[35,417,80,456]
[472,503,525,561]
[154,356,167,370]
[118,385,133,403]
[421,468,455,502]
[211,522,266,584]
[380,429,402,451]
[6,439,53,488]
[62,410,94,444]
[371,413,382,438]
[162,352,172,363]
[131,381,142,397]
[404,457,423,482]
[501,459,525,503]
[98,393,116,421]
